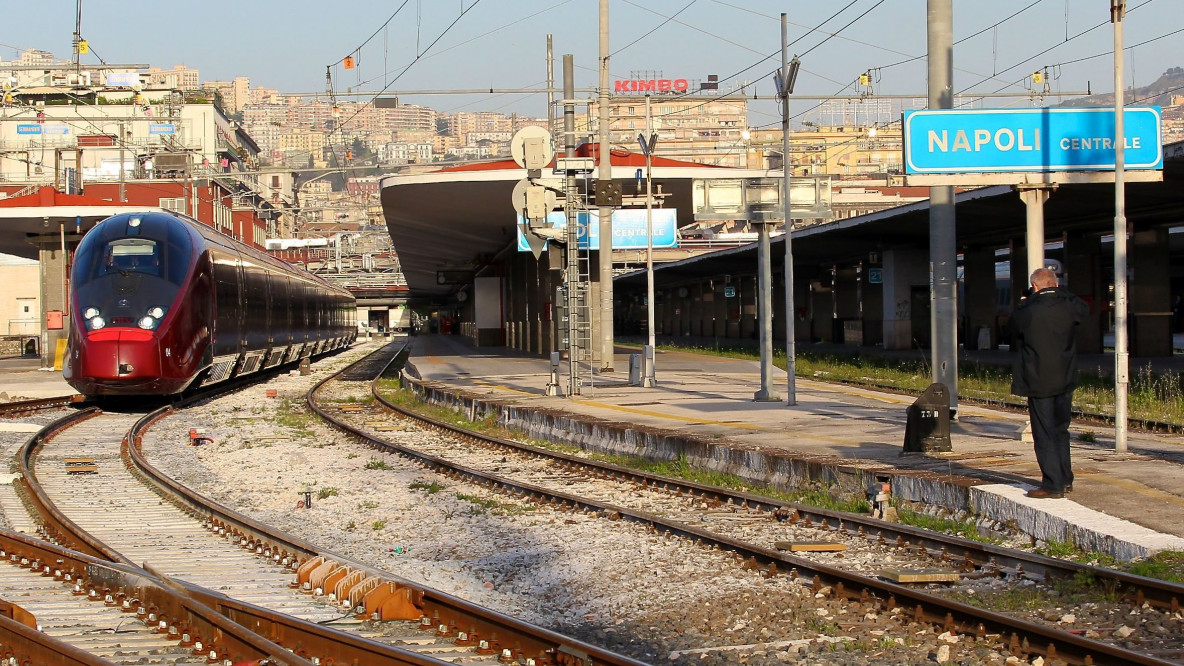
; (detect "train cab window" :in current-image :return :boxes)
[104,239,160,276]
[74,214,193,287]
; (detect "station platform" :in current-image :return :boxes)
[402,334,1184,562]
[0,356,72,400]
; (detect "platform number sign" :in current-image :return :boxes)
[724,285,736,298]
[867,268,883,284]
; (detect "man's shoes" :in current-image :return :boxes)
[1026,488,1065,499]
[1064,484,1073,493]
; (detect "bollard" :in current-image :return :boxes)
[302,488,313,508]
[628,354,642,386]
[642,344,656,387]
[299,357,311,376]
[902,383,951,453]
[545,351,562,396]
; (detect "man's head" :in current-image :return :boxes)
[1030,267,1059,292]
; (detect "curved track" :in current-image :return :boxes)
[10,345,644,666]
[304,345,1182,666]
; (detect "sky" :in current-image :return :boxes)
[5,0,1184,129]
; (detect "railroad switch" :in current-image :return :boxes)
[188,429,213,446]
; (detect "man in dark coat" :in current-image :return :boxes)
[1009,267,1089,499]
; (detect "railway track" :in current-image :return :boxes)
[0,394,85,417]
[8,343,644,665]
[304,344,1184,666]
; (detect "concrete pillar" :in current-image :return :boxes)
[861,263,884,347]
[810,270,835,343]
[1009,238,1027,314]
[1063,233,1104,354]
[525,254,541,354]
[693,281,710,337]
[32,231,78,370]
[963,246,998,350]
[712,277,728,339]
[880,248,928,350]
[834,266,859,345]
[739,275,757,339]
[1130,228,1172,357]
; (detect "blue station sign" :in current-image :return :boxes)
[148,123,175,135]
[903,107,1162,174]
[518,208,678,252]
[16,124,41,135]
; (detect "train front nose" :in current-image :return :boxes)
[77,329,161,388]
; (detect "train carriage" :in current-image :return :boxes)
[64,210,356,396]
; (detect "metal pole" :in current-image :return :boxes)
[928,0,959,415]
[1112,0,1129,452]
[597,0,614,372]
[782,13,797,406]
[546,35,555,136]
[563,54,580,395]
[754,220,779,402]
[643,94,657,387]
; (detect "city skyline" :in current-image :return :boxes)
[6,1,1184,129]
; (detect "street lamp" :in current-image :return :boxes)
[776,13,801,406]
[637,94,659,387]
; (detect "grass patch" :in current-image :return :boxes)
[371,520,386,531]
[364,459,392,470]
[316,487,339,500]
[1077,430,1097,442]
[654,343,1184,426]
[357,500,379,510]
[897,508,1001,544]
[274,399,316,438]
[948,586,1051,613]
[1125,550,1184,584]
[409,480,443,494]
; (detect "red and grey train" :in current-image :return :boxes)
[64,210,356,396]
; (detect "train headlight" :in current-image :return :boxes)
[86,316,105,330]
[138,305,168,329]
[83,307,100,319]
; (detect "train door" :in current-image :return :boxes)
[210,249,241,358]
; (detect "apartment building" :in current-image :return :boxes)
[147,65,201,90]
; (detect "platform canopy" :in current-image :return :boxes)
[379,146,771,302]
[0,187,150,258]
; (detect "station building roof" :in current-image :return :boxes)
[380,144,767,302]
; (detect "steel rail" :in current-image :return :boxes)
[109,342,647,666]
[303,343,650,666]
[0,394,85,417]
[341,353,1179,666]
[0,527,317,665]
[390,361,1184,613]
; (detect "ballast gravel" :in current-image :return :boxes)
[138,343,1063,665]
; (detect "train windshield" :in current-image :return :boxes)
[72,214,194,331]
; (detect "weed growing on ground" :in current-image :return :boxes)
[896,508,1002,545]
[364,459,392,470]
[409,480,443,494]
[371,519,386,531]
[653,343,1184,426]
[1077,430,1097,442]
[357,500,379,510]
[316,487,338,500]
[274,399,316,438]
[1126,550,1184,584]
